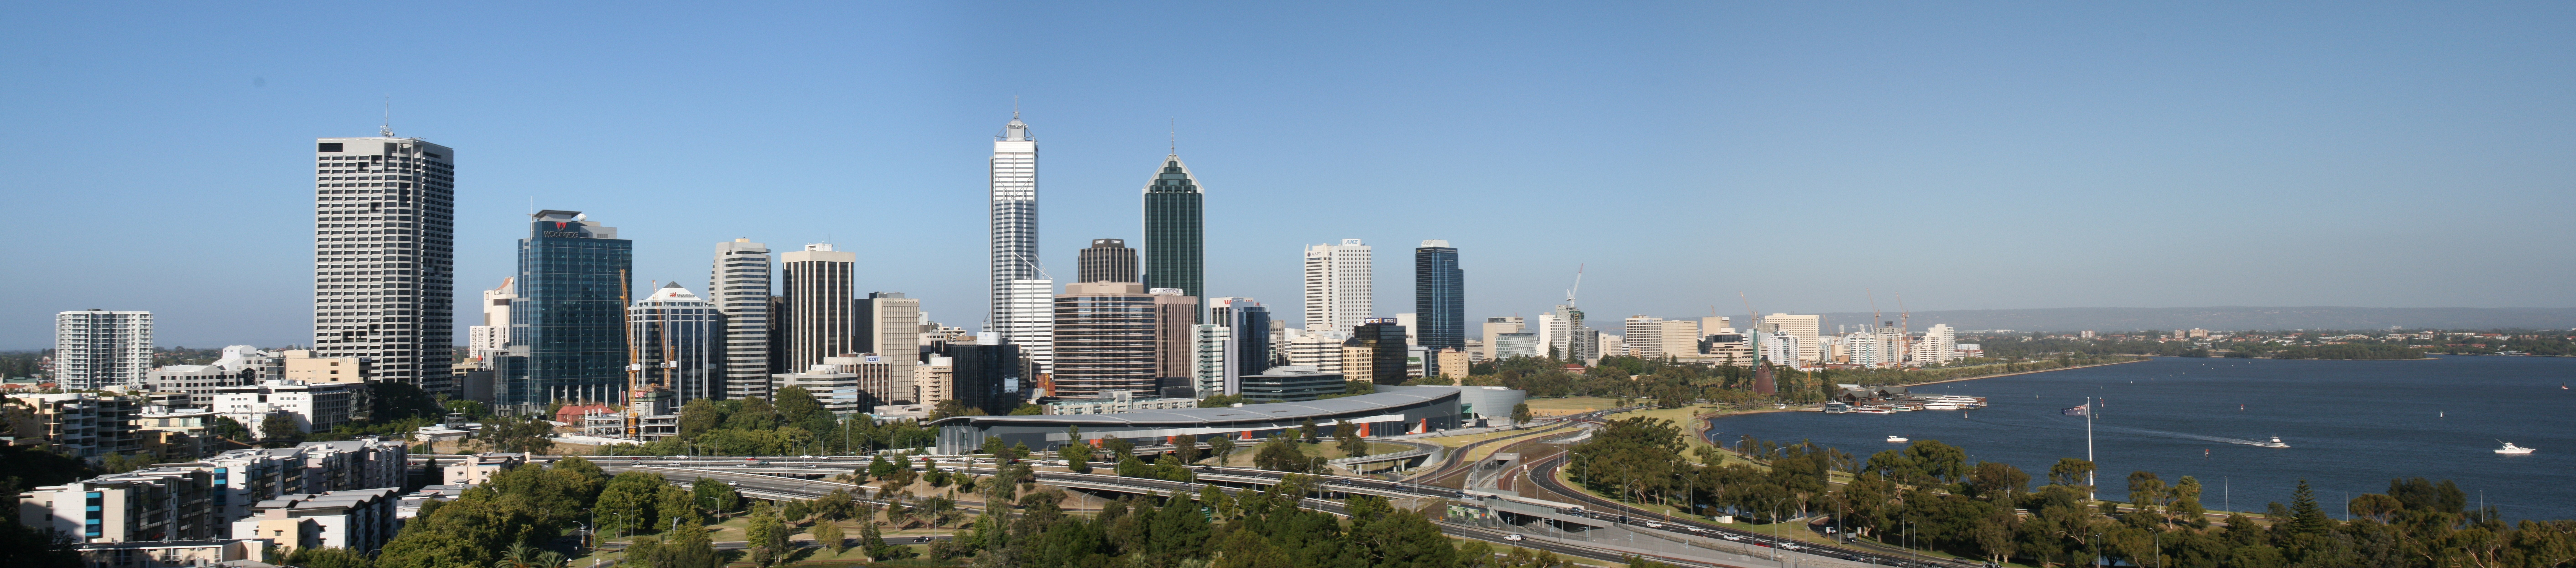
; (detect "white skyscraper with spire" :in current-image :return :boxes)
[990,112,1053,373]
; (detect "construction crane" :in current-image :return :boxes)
[1564,263,1584,306]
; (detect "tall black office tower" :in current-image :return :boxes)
[1078,238,1138,283]
[1141,154,1203,321]
[1414,240,1465,359]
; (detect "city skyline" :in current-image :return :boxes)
[7,4,2576,349]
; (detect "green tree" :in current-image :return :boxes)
[1335,422,1368,458]
[1510,403,1532,425]
[1062,427,1094,473]
[675,399,724,441]
[691,476,739,514]
[811,520,846,553]
[726,397,778,431]
[258,414,304,446]
[595,471,669,537]
[444,399,490,421]
[207,415,251,441]
[1208,435,1235,466]
[281,546,372,568]
[744,502,789,567]
[1299,419,1320,442]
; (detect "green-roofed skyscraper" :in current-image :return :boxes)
[1142,153,1204,322]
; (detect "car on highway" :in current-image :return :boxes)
[1644,521,1662,529]
[914,537,932,543]
[798,455,816,459]
[1504,534,1525,542]
[667,462,684,466]
[1719,533,1742,542]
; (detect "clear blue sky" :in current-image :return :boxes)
[3,3,2571,349]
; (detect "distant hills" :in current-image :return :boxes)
[1806,307,2576,333]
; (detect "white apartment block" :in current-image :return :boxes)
[145,345,272,408]
[1302,239,1372,335]
[18,467,219,543]
[1760,313,1824,363]
[212,380,358,438]
[309,137,457,394]
[468,277,513,352]
[1192,324,1231,397]
[1913,324,1958,365]
[57,310,153,390]
[231,487,400,554]
[1284,331,1347,374]
[1760,334,1804,369]
[710,238,773,400]
[7,392,142,458]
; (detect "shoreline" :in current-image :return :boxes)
[1689,357,2149,439]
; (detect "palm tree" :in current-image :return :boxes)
[534,551,568,568]
[493,544,539,568]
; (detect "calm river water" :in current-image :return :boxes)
[1705,355,2576,520]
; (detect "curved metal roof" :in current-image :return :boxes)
[926,386,1461,429]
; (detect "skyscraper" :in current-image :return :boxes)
[1759,313,1824,363]
[1152,288,1199,394]
[506,210,630,407]
[1413,241,1464,360]
[1351,318,1410,386]
[311,136,456,394]
[857,292,921,361]
[1302,239,1372,336]
[55,310,152,391]
[1050,282,1159,399]
[709,238,772,400]
[989,113,1053,373]
[781,243,856,373]
[628,283,719,404]
[1142,154,1204,322]
[1078,238,1137,283]
[1209,297,1271,384]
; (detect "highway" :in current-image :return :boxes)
[414,411,1971,568]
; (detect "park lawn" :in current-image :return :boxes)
[1207,440,1409,465]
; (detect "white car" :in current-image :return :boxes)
[1645,521,1663,529]
[1504,534,1525,542]
[1720,534,1743,542]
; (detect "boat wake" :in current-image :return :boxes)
[2092,424,2272,447]
[1965,414,2273,446]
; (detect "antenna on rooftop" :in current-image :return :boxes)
[380,96,396,138]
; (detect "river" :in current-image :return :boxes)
[1704,355,2576,520]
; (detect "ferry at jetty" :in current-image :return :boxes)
[1822,391,1987,414]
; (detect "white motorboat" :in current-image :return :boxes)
[2495,441,2536,455]
[1924,403,1962,410]
[1886,435,1909,443]
[2262,436,2290,448]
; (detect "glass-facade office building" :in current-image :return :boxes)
[1141,155,1204,322]
[1413,241,1464,356]
[505,210,632,407]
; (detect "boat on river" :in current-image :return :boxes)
[1886,436,1909,443]
[2496,441,2536,455]
[2262,436,2291,448]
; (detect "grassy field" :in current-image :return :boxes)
[1207,440,1410,465]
